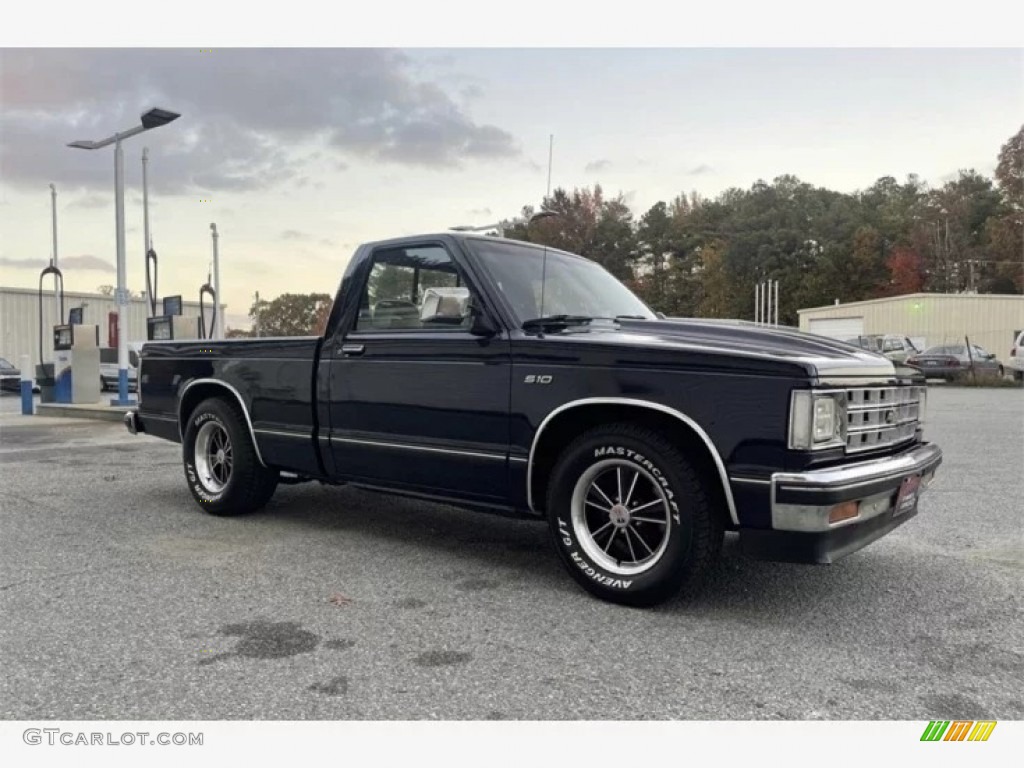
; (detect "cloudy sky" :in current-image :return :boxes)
[1,47,1021,328]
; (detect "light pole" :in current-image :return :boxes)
[49,183,59,326]
[142,147,155,317]
[210,223,222,340]
[68,107,180,406]
[50,183,58,265]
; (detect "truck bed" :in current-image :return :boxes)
[138,337,322,475]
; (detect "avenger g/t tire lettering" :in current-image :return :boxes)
[546,423,723,607]
[182,396,278,516]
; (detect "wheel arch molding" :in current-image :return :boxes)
[177,378,266,467]
[527,397,739,526]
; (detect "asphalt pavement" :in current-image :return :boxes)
[1,387,1021,720]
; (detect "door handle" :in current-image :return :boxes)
[341,343,365,357]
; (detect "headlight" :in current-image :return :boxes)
[789,390,845,450]
[813,397,838,441]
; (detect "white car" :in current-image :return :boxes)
[0,356,41,394]
[1009,330,1024,381]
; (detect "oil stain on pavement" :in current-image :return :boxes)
[323,639,357,651]
[308,675,349,696]
[199,619,320,665]
[412,650,472,667]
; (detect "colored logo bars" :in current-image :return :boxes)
[920,720,997,742]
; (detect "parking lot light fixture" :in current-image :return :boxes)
[68,107,180,406]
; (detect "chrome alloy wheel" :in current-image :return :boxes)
[194,421,233,494]
[570,458,672,576]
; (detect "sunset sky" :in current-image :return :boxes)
[1,43,1021,329]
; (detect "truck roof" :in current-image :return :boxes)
[361,231,585,260]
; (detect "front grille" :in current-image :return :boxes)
[844,386,922,453]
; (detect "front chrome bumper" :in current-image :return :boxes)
[737,442,942,564]
[770,442,942,533]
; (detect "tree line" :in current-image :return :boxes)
[236,124,1022,336]
[501,124,1022,326]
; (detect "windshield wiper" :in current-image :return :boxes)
[520,314,594,331]
[614,314,647,320]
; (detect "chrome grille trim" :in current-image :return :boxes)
[844,385,922,453]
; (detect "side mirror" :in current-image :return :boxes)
[468,299,499,337]
[656,311,667,320]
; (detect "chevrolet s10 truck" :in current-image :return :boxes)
[125,233,942,606]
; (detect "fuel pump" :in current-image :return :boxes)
[146,294,199,340]
[198,278,217,340]
[35,263,63,403]
[37,263,101,404]
[52,312,100,404]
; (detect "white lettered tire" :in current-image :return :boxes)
[182,397,278,516]
[546,423,723,606]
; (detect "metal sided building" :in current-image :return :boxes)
[798,293,1024,357]
[0,287,214,368]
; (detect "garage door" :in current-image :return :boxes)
[807,317,864,339]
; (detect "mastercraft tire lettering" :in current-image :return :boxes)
[546,423,723,607]
[181,397,278,516]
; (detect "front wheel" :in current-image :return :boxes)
[182,397,278,516]
[546,423,724,607]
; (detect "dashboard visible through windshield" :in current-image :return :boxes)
[467,238,654,326]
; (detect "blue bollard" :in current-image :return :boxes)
[19,354,33,415]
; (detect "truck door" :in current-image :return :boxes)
[325,241,511,501]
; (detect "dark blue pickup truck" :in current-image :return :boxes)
[125,233,942,606]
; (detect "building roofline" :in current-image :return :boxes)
[0,285,208,306]
[798,292,1024,314]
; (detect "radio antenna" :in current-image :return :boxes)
[546,134,553,198]
[538,134,554,321]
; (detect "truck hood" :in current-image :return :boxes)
[587,318,897,380]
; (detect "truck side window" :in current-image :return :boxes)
[355,245,472,332]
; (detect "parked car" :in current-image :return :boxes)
[99,348,139,392]
[0,356,41,394]
[840,336,883,353]
[873,335,920,364]
[125,233,942,607]
[0,356,22,393]
[906,344,1004,380]
[1008,330,1024,382]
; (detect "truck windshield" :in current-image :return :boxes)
[467,238,655,326]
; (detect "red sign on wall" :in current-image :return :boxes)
[108,311,118,348]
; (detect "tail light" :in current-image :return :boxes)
[1012,348,1017,357]
[949,358,960,367]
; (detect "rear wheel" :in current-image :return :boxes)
[182,397,278,516]
[546,423,724,607]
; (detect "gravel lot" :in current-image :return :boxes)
[1,386,1021,720]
